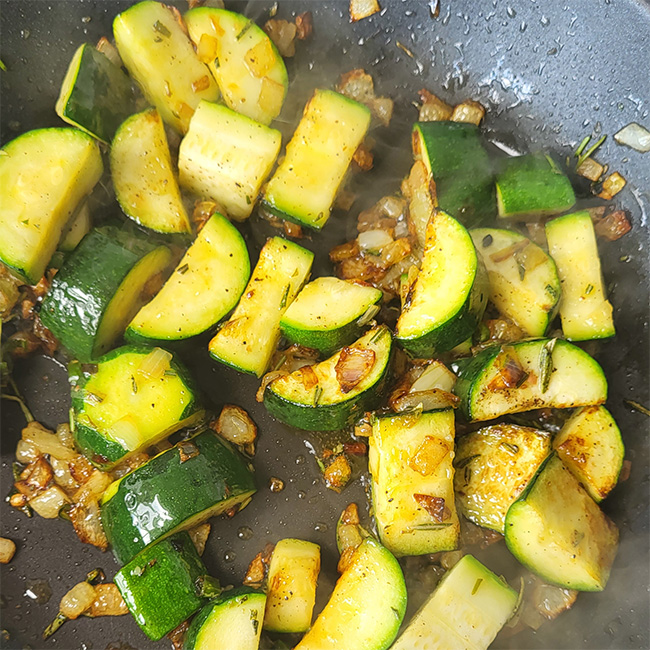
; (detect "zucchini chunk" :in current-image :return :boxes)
[101,429,255,563]
[56,43,134,144]
[111,108,192,234]
[395,210,488,356]
[179,101,281,220]
[115,531,209,641]
[40,226,173,362]
[454,424,552,533]
[262,89,371,230]
[264,326,392,431]
[553,406,624,502]
[504,454,619,591]
[209,237,313,377]
[263,538,321,633]
[0,128,102,284]
[113,0,219,133]
[545,211,615,340]
[58,201,92,253]
[453,338,608,422]
[280,277,383,355]
[127,213,250,343]
[369,409,460,556]
[391,554,518,650]
[412,121,495,227]
[70,345,203,469]
[185,7,288,125]
[294,537,406,650]
[496,153,575,219]
[184,587,266,650]
[470,228,561,337]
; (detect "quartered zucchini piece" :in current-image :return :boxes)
[395,210,488,356]
[184,587,266,650]
[280,277,383,355]
[553,406,624,502]
[496,153,575,219]
[58,201,92,253]
[294,537,406,650]
[391,554,518,650]
[545,211,615,341]
[70,345,203,469]
[454,424,552,533]
[179,101,281,220]
[0,128,102,284]
[56,43,134,144]
[470,228,561,337]
[113,0,219,133]
[412,121,495,227]
[185,7,288,125]
[262,89,371,230]
[40,226,173,362]
[504,454,619,591]
[263,538,321,633]
[115,531,209,641]
[101,429,255,563]
[209,237,313,377]
[111,108,191,234]
[127,213,250,344]
[264,326,392,431]
[369,409,460,556]
[453,339,608,422]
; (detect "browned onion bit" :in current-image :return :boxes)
[323,455,352,493]
[408,436,450,477]
[335,346,376,393]
[418,88,453,122]
[295,11,313,39]
[263,19,297,57]
[213,404,258,449]
[168,619,191,650]
[487,350,529,391]
[244,543,275,589]
[349,0,381,23]
[593,209,632,241]
[336,69,393,127]
[413,494,449,522]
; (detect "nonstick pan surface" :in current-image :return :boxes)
[1,1,649,648]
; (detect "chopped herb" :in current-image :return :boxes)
[517,259,526,281]
[280,284,290,309]
[313,385,323,406]
[538,338,557,394]
[584,283,594,295]
[410,522,452,531]
[245,194,252,205]
[574,135,591,159]
[315,456,326,472]
[236,20,253,41]
[153,20,171,37]
[0,59,6,72]
[42,612,67,640]
[272,354,287,371]
[391,606,400,618]
[471,577,483,595]
[369,327,385,344]
[500,442,519,455]
[131,376,138,394]
[575,134,607,169]
[177,263,189,275]
[396,41,415,58]
[624,400,650,417]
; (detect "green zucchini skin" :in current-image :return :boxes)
[56,43,134,144]
[40,226,170,362]
[101,429,256,564]
[412,121,495,227]
[115,531,208,641]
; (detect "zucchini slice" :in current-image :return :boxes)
[0,128,103,284]
[496,153,575,219]
[369,409,460,556]
[115,531,209,641]
[263,538,321,633]
[184,587,266,650]
[179,101,281,221]
[504,454,619,591]
[70,345,203,469]
[454,424,552,533]
[395,210,488,356]
[470,228,561,337]
[40,226,173,362]
[262,89,371,230]
[56,43,134,144]
[113,0,219,133]
[553,406,624,502]
[101,429,255,563]
[264,326,392,432]
[185,7,288,125]
[453,339,608,422]
[545,211,615,341]
[127,213,250,344]
[209,237,313,377]
[294,537,406,650]
[280,277,383,355]
[412,121,495,227]
[391,554,518,650]
[111,108,191,234]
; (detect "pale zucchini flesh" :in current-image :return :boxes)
[369,409,460,556]
[391,554,518,650]
[209,237,313,377]
[111,108,191,234]
[179,101,281,220]
[545,211,615,341]
[58,201,92,253]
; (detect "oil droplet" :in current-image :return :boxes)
[237,526,254,541]
[297,491,306,500]
[223,551,236,563]
[81,16,91,23]
[314,522,328,533]
[20,29,30,39]
[506,6,517,18]
[24,579,51,604]
[295,455,305,465]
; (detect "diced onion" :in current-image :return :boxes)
[96,37,122,68]
[0,537,16,564]
[410,361,456,393]
[86,584,128,618]
[106,416,143,451]
[70,500,108,550]
[73,470,112,506]
[335,347,376,393]
[50,457,79,491]
[598,171,627,200]
[137,347,172,381]
[189,522,211,556]
[60,582,97,619]
[215,405,257,445]
[614,122,650,153]
[440,550,464,570]
[532,582,578,620]
[408,435,450,476]
[356,304,381,327]
[418,89,453,122]
[56,423,76,449]
[358,229,393,253]
[451,100,485,125]
[29,485,70,519]
[263,19,297,57]
[15,439,39,464]
[392,388,459,413]
[350,0,381,22]
[22,421,76,461]
[258,76,285,113]
[576,157,604,181]
[593,209,632,241]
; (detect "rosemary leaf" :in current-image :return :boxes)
[538,338,557,394]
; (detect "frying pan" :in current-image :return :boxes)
[1,1,649,648]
